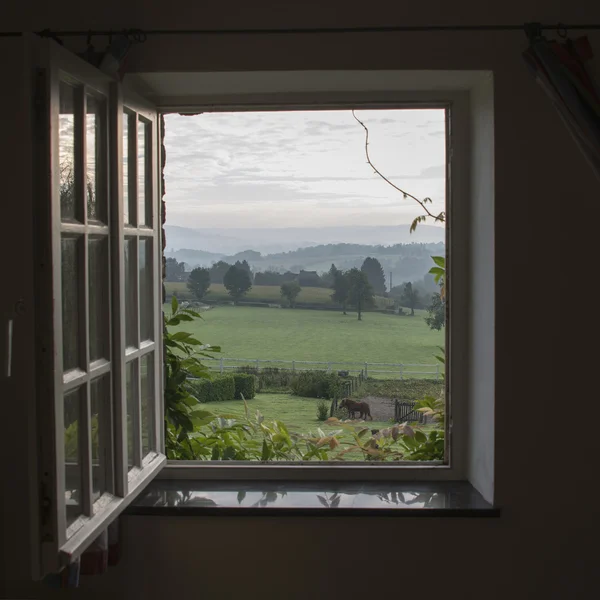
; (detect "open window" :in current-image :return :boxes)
[33,39,165,575]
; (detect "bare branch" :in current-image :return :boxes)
[352,110,445,224]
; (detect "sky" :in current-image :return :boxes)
[163,109,446,230]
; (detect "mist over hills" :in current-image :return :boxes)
[165,224,445,255]
[165,224,445,288]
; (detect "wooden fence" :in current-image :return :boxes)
[203,357,442,380]
[394,400,427,424]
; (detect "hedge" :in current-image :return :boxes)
[189,375,235,403]
[232,373,257,400]
[289,370,343,399]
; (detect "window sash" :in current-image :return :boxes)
[33,39,165,577]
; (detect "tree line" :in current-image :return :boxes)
[168,254,444,329]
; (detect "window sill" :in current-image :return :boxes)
[127,480,499,517]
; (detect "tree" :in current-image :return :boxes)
[209,261,231,284]
[400,281,420,316]
[346,267,375,321]
[186,267,211,301]
[280,280,301,307]
[360,257,386,295]
[331,269,350,315]
[166,257,187,282]
[424,292,445,330]
[223,265,252,304]
[234,260,253,282]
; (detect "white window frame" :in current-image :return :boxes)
[141,83,472,482]
[32,39,165,576]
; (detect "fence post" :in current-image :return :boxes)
[399,363,403,380]
[256,359,260,372]
[364,362,368,378]
[220,357,224,374]
[436,364,440,380]
[292,360,295,372]
[327,362,332,373]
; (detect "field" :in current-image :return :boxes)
[164,282,392,308]
[165,304,444,368]
[166,282,335,303]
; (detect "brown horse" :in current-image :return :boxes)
[339,398,372,420]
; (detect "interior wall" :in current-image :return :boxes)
[2,1,600,598]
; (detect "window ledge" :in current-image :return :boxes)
[127,480,499,517]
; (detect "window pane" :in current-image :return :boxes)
[59,82,78,222]
[139,238,153,341]
[126,361,136,468]
[86,94,107,223]
[64,388,82,527]
[124,238,137,348]
[88,237,109,362]
[137,119,150,226]
[61,236,80,371]
[140,353,154,457]
[123,112,130,224]
[90,375,109,504]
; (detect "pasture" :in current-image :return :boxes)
[166,282,336,304]
[165,304,444,367]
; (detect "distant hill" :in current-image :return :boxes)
[165,224,445,255]
[166,238,445,290]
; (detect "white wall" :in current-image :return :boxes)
[2,1,600,598]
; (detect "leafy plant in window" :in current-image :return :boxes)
[164,297,220,459]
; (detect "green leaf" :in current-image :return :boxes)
[431,256,445,268]
[428,267,445,277]
[414,430,427,443]
[171,295,178,314]
[261,440,270,461]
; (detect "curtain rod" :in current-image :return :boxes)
[1,22,600,38]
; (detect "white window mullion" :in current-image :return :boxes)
[110,83,128,498]
[131,358,143,469]
[151,118,163,453]
[80,380,93,516]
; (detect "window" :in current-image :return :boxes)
[161,107,452,469]
[33,40,165,575]
[30,40,486,575]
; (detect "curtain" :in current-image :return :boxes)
[524,35,600,180]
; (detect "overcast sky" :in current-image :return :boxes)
[163,109,446,229]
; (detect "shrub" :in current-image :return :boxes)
[258,367,295,392]
[290,370,343,399]
[232,373,257,400]
[316,399,330,421]
[189,375,235,403]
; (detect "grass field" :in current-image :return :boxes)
[166,282,336,303]
[165,282,392,308]
[166,304,444,368]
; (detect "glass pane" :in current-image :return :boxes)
[124,238,137,348]
[90,375,109,504]
[59,82,78,221]
[137,119,149,226]
[86,94,107,222]
[61,236,80,371]
[126,361,136,468]
[140,353,154,457]
[64,388,82,527]
[139,238,153,342]
[89,237,109,361]
[123,112,130,224]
